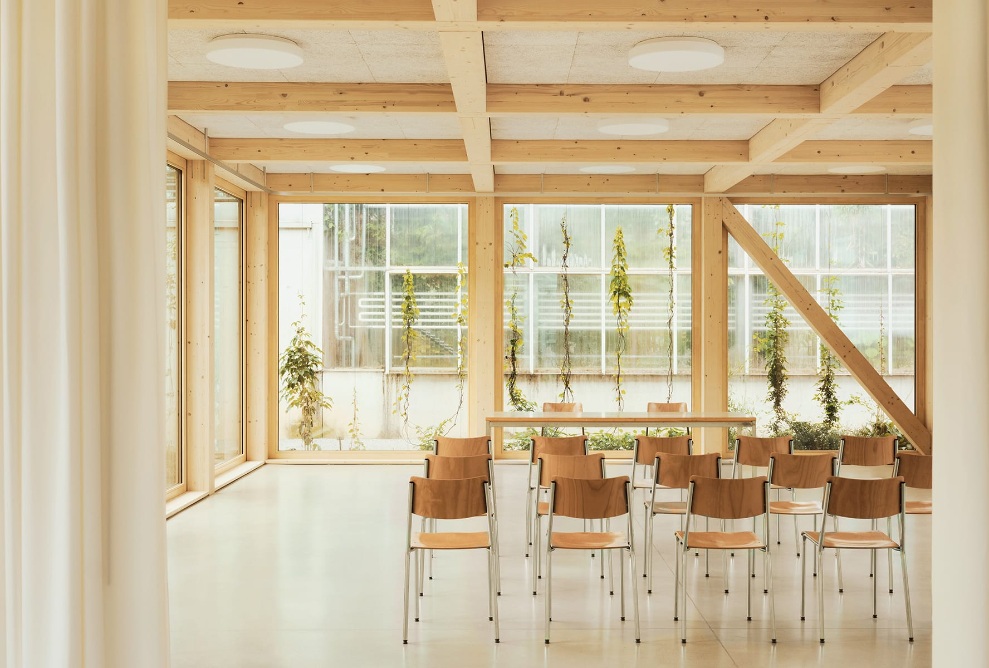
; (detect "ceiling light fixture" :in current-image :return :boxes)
[329,164,386,174]
[908,119,933,136]
[205,34,304,70]
[283,120,356,135]
[597,118,670,136]
[827,165,885,175]
[628,37,725,72]
[579,165,636,174]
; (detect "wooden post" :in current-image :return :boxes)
[692,198,730,454]
[915,196,933,431]
[245,191,269,462]
[184,161,215,492]
[468,196,504,449]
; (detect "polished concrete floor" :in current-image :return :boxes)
[167,463,931,667]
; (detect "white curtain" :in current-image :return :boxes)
[933,0,989,665]
[0,0,169,666]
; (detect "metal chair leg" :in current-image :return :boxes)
[674,535,680,620]
[544,547,553,644]
[619,549,625,616]
[872,549,878,618]
[818,545,826,643]
[767,547,777,643]
[901,546,914,642]
[887,517,894,594]
[747,549,753,620]
[630,547,641,643]
[533,514,541,594]
[403,549,411,643]
[490,546,500,642]
[800,535,807,620]
[415,550,421,622]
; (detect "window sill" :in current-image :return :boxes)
[215,460,264,491]
[166,491,208,519]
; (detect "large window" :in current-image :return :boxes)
[165,165,182,489]
[502,203,693,414]
[728,203,916,432]
[278,202,469,451]
[214,188,244,466]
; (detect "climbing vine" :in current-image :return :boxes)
[394,269,419,429]
[348,387,365,450]
[609,226,633,410]
[279,298,332,450]
[559,214,575,402]
[451,261,469,421]
[814,275,843,428]
[755,216,790,434]
[505,207,538,411]
[661,204,677,401]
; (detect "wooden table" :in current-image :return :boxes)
[485,411,757,456]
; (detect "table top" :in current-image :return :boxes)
[485,411,756,428]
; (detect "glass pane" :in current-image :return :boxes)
[891,205,916,269]
[279,202,468,452]
[748,204,817,269]
[165,165,181,488]
[821,205,887,269]
[534,273,602,372]
[534,204,601,268]
[891,275,916,374]
[214,189,243,465]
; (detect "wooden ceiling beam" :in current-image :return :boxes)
[267,172,476,193]
[492,140,749,164]
[168,82,456,114]
[169,0,931,31]
[209,138,468,162]
[821,33,932,114]
[720,197,931,454]
[778,140,931,163]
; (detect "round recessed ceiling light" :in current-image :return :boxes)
[579,165,636,174]
[827,165,886,175]
[283,120,356,135]
[329,164,386,174]
[628,37,725,72]
[908,119,933,136]
[597,118,670,136]
[206,34,304,70]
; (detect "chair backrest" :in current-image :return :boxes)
[768,452,836,490]
[735,435,793,467]
[688,475,768,520]
[655,452,721,489]
[433,435,490,457]
[824,475,904,520]
[424,454,492,481]
[537,453,605,487]
[550,476,630,520]
[409,476,488,520]
[647,401,688,412]
[894,452,932,490]
[529,435,587,463]
[542,402,583,413]
[839,435,897,467]
[633,435,692,465]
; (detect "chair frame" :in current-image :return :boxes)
[676,475,777,644]
[767,452,837,571]
[525,435,588,557]
[403,476,500,644]
[544,477,640,644]
[801,476,913,644]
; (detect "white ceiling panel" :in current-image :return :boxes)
[495,163,710,175]
[491,115,773,141]
[177,113,462,140]
[816,117,934,141]
[259,162,471,174]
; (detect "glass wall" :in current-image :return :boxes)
[214,188,244,466]
[165,165,182,489]
[728,203,916,441]
[502,203,693,448]
[278,202,469,451]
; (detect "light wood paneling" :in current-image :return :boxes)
[492,140,748,164]
[245,191,269,462]
[720,197,931,453]
[210,138,467,163]
[266,173,476,194]
[468,196,503,441]
[779,140,931,163]
[184,160,216,492]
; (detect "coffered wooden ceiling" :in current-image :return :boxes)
[166,0,933,194]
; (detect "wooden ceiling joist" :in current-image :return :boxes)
[492,140,748,164]
[778,140,931,164]
[209,138,467,162]
[267,172,475,194]
[167,82,457,114]
[719,198,931,454]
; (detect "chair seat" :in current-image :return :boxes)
[905,500,932,514]
[644,500,687,514]
[803,530,899,549]
[675,530,765,550]
[633,481,673,490]
[412,532,490,550]
[550,531,628,550]
[769,500,823,515]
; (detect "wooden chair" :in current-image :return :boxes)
[433,435,491,457]
[403,476,499,644]
[733,435,793,569]
[801,476,913,644]
[767,452,837,576]
[544,476,639,644]
[541,401,584,436]
[836,435,897,591]
[644,452,721,592]
[675,475,776,644]
[421,454,498,591]
[894,452,932,515]
[525,435,588,557]
[645,401,689,436]
[532,453,606,594]
[630,435,692,535]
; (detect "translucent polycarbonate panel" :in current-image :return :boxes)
[214,189,244,466]
[390,204,464,267]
